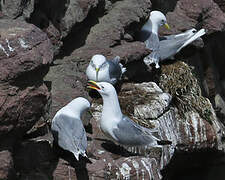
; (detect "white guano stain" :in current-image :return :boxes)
[132,160,140,179]
[119,163,131,180]
[6,39,14,52]
[0,44,9,56]
[141,169,145,180]
[18,38,29,49]
[97,150,105,155]
[108,163,112,171]
[141,159,151,179]
[116,171,120,179]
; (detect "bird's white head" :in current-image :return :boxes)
[68,97,91,116]
[90,54,107,70]
[149,10,169,30]
[89,54,108,81]
[87,80,116,97]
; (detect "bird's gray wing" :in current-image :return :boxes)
[158,33,196,60]
[107,59,122,83]
[112,115,159,147]
[145,32,160,50]
[143,33,161,68]
[51,114,87,158]
[159,29,196,41]
[138,29,151,42]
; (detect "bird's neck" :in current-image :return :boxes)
[101,92,123,122]
[67,104,86,119]
[149,20,159,35]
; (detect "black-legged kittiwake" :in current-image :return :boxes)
[87,80,160,147]
[86,54,126,85]
[51,97,90,160]
[139,10,206,68]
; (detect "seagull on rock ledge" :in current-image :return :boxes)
[138,10,206,68]
[86,54,126,85]
[51,97,90,160]
[87,80,160,147]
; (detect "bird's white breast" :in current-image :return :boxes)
[86,64,111,83]
[100,114,120,140]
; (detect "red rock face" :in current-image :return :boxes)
[0,19,53,143]
[0,0,225,179]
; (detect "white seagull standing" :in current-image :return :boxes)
[139,10,206,68]
[51,97,90,160]
[86,54,126,85]
[87,80,159,147]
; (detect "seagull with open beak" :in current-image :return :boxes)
[87,80,161,147]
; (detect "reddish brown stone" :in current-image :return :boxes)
[0,19,53,143]
[0,150,15,180]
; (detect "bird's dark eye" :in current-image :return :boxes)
[90,61,95,67]
[161,20,165,23]
[192,29,197,33]
[101,62,107,68]
[101,86,104,89]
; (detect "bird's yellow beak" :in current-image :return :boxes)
[164,23,170,30]
[95,68,99,81]
[87,80,100,90]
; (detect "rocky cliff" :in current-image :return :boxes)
[1,0,225,179]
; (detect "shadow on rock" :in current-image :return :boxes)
[97,138,139,157]
[161,148,225,180]
[124,60,161,83]
[53,143,91,180]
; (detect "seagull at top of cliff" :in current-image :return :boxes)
[86,54,126,85]
[138,10,206,68]
[51,97,90,160]
[87,80,160,147]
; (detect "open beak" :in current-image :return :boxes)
[87,80,101,90]
[164,23,170,30]
[95,68,99,81]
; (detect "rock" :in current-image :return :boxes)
[44,58,90,119]
[215,94,225,115]
[0,150,15,180]
[159,0,225,35]
[214,0,225,12]
[133,82,172,119]
[0,19,53,144]
[0,0,34,19]
[44,0,152,119]
[13,138,56,180]
[85,78,223,179]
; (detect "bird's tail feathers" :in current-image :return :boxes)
[177,28,206,52]
[144,52,160,68]
[119,63,126,74]
[73,150,87,161]
[73,152,80,161]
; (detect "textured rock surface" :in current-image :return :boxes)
[0,150,15,180]
[0,19,53,144]
[1,0,225,179]
[44,0,152,119]
[83,80,223,179]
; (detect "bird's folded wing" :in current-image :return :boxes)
[112,115,159,146]
[51,114,87,157]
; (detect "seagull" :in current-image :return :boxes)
[86,54,126,85]
[138,10,206,68]
[51,97,90,160]
[87,80,160,147]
